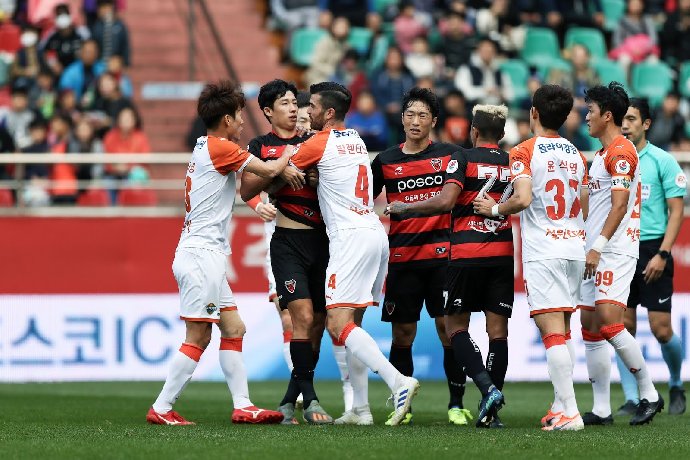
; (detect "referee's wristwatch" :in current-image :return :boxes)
[658,250,671,260]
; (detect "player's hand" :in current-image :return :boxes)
[385,201,409,215]
[473,195,497,217]
[642,254,666,284]
[583,249,601,280]
[282,144,296,156]
[306,168,319,187]
[255,202,277,222]
[280,166,305,190]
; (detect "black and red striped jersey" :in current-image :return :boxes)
[445,145,514,266]
[372,141,458,268]
[247,132,324,229]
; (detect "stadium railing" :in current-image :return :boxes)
[1,151,689,216]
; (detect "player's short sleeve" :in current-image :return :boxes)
[659,153,688,198]
[371,153,384,198]
[208,137,253,175]
[290,133,326,171]
[604,143,637,191]
[247,138,263,159]
[579,151,589,186]
[445,149,467,189]
[509,140,534,182]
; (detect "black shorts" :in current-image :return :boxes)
[444,264,514,317]
[381,264,447,323]
[270,227,329,312]
[627,238,674,313]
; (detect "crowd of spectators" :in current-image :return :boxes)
[269,0,690,153]
[0,0,147,206]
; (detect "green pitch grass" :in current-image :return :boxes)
[0,381,687,459]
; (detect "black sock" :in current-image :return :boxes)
[290,340,318,408]
[444,346,466,409]
[450,330,494,396]
[486,339,508,391]
[279,376,301,406]
[312,348,321,368]
[389,343,413,376]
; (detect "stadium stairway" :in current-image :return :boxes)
[121,0,284,204]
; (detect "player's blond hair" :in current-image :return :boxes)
[472,104,508,119]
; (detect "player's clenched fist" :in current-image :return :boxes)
[255,202,277,222]
[583,249,601,280]
[306,168,319,188]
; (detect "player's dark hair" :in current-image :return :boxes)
[309,82,352,120]
[257,79,299,122]
[296,91,311,108]
[585,81,629,126]
[471,105,507,142]
[402,87,440,119]
[197,80,245,129]
[532,84,574,131]
[629,98,651,122]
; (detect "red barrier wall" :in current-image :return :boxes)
[1,216,689,294]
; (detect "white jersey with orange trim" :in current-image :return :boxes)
[585,134,640,258]
[290,127,383,235]
[510,135,588,262]
[177,135,253,255]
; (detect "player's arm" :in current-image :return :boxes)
[474,145,533,217]
[385,183,461,216]
[371,154,384,199]
[243,146,306,195]
[580,186,589,221]
[644,196,684,283]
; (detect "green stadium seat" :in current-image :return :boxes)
[593,59,628,87]
[289,28,328,66]
[631,61,673,106]
[348,27,373,55]
[539,58,572,81]
[374,0,397,14]
[499,59,530,102]
[601,0,626,31]
[367,34,391,73]
[565,27,607,60]
[0,59,8,87]
[679,62,690,98]
[521,27,561,68]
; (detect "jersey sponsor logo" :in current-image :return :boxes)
[394,166,404,175]
[430,158,443,172]
[285,279,297,294]
[659,296,671,304]
[615,159,631,174]
[641,183,651,202]
[446,159,458,173]
[611,176,631,190]
[385,300,396,315]
[676,172,687,188]
[397,175,444,192]
[267,148,278,156]
[511,161,525,174]
[435,246,447,254]
[304,209,315,217]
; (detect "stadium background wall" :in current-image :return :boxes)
[1,216,689,382]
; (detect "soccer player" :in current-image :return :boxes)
[473,85,589,431]
[289,81,420,426]
[239,80,336,425]
[617,98,687,416]
[370,87,469,426]
[577,82,663,426]
[386,104,512,428]
[147,80,304,425]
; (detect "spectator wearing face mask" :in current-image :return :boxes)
[91,0,130,66]
[42,3,91,76]
[10,25,47,91]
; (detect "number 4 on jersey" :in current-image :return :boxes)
[354,165,369,206]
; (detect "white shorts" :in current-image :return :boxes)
[579,252,636,311]
[523,259,584,317]
[264,220,277,302]
[325,227,388,309]
[172,247,237,323]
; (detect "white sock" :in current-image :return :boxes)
[346,347,368,410]
[604,327,658,402]
[584,339,612,417]
[551,335,578,414]
[283,341,293,372]
[153,344,202,413]
[546,343,579,417]
[219,338,253,409]
[334,344,354,411]
[344,325,402,391]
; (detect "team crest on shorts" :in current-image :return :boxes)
[385,301,396,315]
[430,158,443,172]
[206,303,217,315]
[285,279,297,294]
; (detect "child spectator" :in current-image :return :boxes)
[57,89,82,125]
[30,70,57,120]
[106,54,132,98]
[1,85,37,150]
[21,118,50,179]
[91,0,130,66]
[345,90,388,151]
[49,112,78,203]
